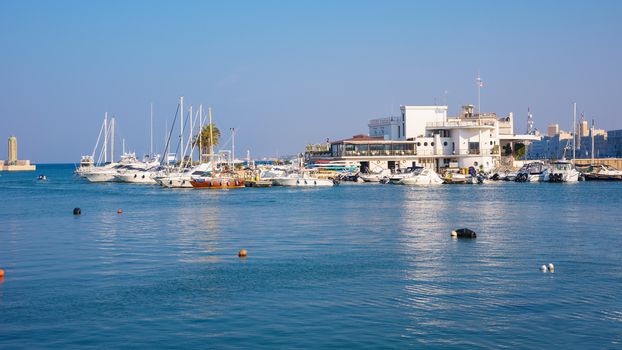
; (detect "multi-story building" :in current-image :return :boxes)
[307,104,539,172]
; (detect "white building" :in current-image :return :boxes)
[307,104,539,172]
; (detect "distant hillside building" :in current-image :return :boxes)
[528,126,622,160]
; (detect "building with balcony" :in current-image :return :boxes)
[307,104,538,172]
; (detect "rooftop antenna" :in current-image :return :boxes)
[476,73,483,115]
[527,107,534,134]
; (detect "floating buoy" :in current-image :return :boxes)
[73,207,81,215]
[238,249,248,258]
[117,209,123,214]
[451,228,477,238]
[0,269,4,277]
[540,265,547,272]
[548,263,555,272]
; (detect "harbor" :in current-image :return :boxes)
[2,1,622,348]
[71,99,622,189]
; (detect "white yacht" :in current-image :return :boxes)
[515,162,550,182]
[394,167,444,185]
[113,166,160,184]
[549,161,580,182]
[272,171,334,187]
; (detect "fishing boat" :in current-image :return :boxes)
[515,162,550,182]
[548,161,580,182]
[190,172,246,189]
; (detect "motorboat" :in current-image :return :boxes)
[387,167,426,184]
[79,153,141,183]
[444,172,486,184]
[548,161,580,182]
[359,168,391,183]
[272,171,334,187]
[578,164,622,181]
[515,162,550,182]
[394,167,444,185]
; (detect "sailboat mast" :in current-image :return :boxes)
[188,105,193,164]
[104,112,108,163]
[209,106,214,171]
[111,117,115,163]
[231,127,235,169]
[199,104,203,163]
[180,96,184,163]
[150,103,154,157]
[590,119,594,164]
[572,102,577,164]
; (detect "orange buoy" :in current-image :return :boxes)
[0,269,5,277]
[238,249,248,258]
[117,209,123,214]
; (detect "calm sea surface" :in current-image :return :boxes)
[1,164,621,349]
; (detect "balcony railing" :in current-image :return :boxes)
[368,116,401,126]
[338,149,500,157]
[343,149,416,157]
[427,120,496,128]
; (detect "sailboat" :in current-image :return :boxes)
[190,107,246,189]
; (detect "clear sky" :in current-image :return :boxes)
[1,0,621,163]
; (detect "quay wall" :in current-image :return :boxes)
[575,158,622,169]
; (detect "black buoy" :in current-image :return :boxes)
[451,228,477,238]
[73,207,81,215]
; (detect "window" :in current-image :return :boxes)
[417,142,421,146]
[431,142,435,146]
[398,126,401,138]
[469,142,480,155]
[424,142,428,146]
[443,141,448,146]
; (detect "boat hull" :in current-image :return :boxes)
[272,177,334,187]
[190,178,246,189]
[114,173,157,184]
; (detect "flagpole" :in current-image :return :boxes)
[476,73,483,115]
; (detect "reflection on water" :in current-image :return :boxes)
[1,165,622,348]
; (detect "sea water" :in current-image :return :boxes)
[0,164,621,349]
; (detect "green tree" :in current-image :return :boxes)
[194,124,221,158]
[515,143,526,160]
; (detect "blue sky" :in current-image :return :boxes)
[1,0,621,162]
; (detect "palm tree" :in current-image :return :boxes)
[194,124,220,160]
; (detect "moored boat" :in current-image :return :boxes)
[548,161,580,182]
[515,162,549,182]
